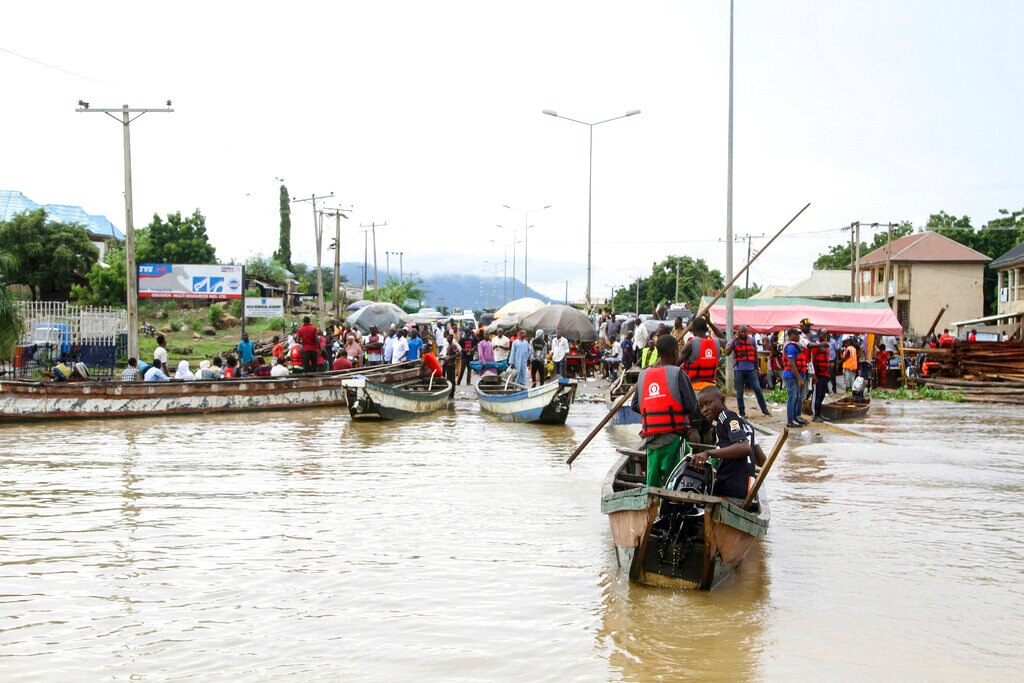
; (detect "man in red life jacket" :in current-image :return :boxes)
[938,329,956,348]
[724,324,770,418]
[631,334,698,487]
[679,317,721,389]
[810,329,832,422]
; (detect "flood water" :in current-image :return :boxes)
[1,398,1022,680]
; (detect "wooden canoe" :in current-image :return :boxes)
[475,376,577,424]
[821,396,870,421]
[601,445,770,591]
[0,362,418,421]
[607,367,642,429]
[342,370,452,420]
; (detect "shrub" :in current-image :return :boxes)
[208,305,225,330]
[170,319,183,332]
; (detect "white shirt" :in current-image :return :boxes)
[270,363,290,377]
[634,324,650,351]
[436,335,448,360]
[606,340,622,361]
[153,346,168,367]
[392,337,409,364]
[551,336,570,362]
[492,334,511,362]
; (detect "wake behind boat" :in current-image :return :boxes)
[475,376,577,424]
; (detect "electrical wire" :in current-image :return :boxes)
[0,46,116,87]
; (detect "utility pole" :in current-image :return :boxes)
[883,223,894,311]
[76,100,173,360]
[503,204,550,298]
[291,192,333,331]
[849,222,857,301]
[734,233,764,292]
[397,252,404,283]
[565,280,569,305]
[854,221,862,303]
[635,280,641,313]
[674,260,680,302]
[360,222,387,301]
[360,229,369,297]
[323,206,352,320]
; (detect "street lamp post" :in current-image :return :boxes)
[542,108,641,313]
[502,204,549,298]
[489,239,510,304]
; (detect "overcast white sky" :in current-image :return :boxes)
[3,1,1022,302]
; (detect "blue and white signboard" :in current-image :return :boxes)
[244,297,284,318]
[138,264,244,300]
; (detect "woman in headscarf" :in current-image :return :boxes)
[196,359,218,380]
[509,330,531,386]
[344,334,363,367]
[530,328,549,387]
[174,360,196,381]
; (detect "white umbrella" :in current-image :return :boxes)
[494,297,546,319]
[345,302,412,333]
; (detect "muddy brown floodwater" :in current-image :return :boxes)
[1,398,1021,680]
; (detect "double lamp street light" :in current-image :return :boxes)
[542,108,641,312]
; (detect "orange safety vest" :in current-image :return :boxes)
[640,366,690,437]
[733,337,757,364]
[290,344,302,364]
[684,337,719,383]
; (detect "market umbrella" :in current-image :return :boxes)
[346,299,374,312]
[520,305,597,342]
[494,297,546,319]
[486,311,529,334]
[345,302,411,333]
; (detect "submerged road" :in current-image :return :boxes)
[0,397,1021,680]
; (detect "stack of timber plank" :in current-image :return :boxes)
[918,342,1024,404]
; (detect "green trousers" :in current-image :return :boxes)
[646,437,690,488]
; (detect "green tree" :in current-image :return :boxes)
[273,184,292,269]
[0,250,25,358]
[136,209,216,264]
[244,253,288,283]
[0,209,98,300]
[927,208,1024,314]
[374,277,427,310]
[72,240,127,306]
[812,222,915,270]
[611,256,723,313]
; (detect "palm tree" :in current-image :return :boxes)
[0,250,24,359]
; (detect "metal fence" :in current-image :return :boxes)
[1,302,128,379]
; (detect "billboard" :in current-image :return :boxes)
[138,264,244,300]
[244,297,284,318]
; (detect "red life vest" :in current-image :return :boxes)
[684,337,719,383]
[640,366,690,437]
[733,337,756,364]
[290,344,302,363]
[423,352,443,377]
[811,345,830,377]
[785,341,807,374]
[938,334,955,348]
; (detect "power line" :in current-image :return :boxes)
[1,46,116,87]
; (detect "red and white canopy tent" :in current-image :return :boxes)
[702,297,903,335]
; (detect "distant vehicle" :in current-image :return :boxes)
[664,308,692,323]
[451,308,478,327]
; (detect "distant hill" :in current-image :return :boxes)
[337,262,556,311]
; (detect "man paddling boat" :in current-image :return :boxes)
[630,334,698,488]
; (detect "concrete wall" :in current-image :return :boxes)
[908,262,986,335]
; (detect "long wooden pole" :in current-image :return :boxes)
[565,202,811,466]
[742,427,788,509]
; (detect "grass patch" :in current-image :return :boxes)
[763,386,787,403]
[870,386,964,402]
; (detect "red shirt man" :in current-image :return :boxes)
[295,316,321,373]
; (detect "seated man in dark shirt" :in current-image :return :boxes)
[691,386,765,499]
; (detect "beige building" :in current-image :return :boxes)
[992,240,1024,335]
[855,231,989,336]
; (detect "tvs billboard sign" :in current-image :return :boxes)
[138,264,244,300]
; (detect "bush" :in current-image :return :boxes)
[170,319,183,332]
[208,305,225,330]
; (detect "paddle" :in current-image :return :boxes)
[742,427,789,509]
[565,202,811,467]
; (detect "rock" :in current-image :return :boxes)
[202,326,217,336]
[223,314,240,327]
[180,324,189,333]
[155,310,168,320]
[192,333,202,340]
[160,325,173,333]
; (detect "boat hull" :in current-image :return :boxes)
[343,375,452,420]
[0,374,350,421]
[476,378,576,424]
[601,453,770,591]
